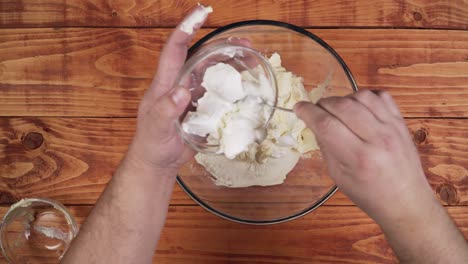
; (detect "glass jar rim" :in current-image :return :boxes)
[174,42,279,154]
[0,198,78,262]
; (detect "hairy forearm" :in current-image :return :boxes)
[62,153,177,263]
[379,190,468,263]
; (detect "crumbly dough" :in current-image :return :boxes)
[195,149,300,187]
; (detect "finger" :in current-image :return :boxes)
[375,90,412,142]
[294,101,362,164]
[148,87,191,139]
[148,4,212,100]
[347,90,393,123]
[317,96,384,143]
[350,90,410,143]
[378,90,402,118]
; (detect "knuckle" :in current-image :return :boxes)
[154,76,172,90]
[355,89,374,101]
[355,90,380,108]
[378,90,391,98]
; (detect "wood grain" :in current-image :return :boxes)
[1,1,466,263]
[0,0,467,29]
[1,117,467,206]
[0,205,467,263]
[1,28,468,117]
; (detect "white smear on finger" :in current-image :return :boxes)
[180,4,213,35]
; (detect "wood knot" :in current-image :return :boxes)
[413,128,427,144]
[111,10,118,17]
[437,184,458,204]
[412,12,423,21]
[23,132,44,150]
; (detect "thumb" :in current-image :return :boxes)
[150,87,191,135]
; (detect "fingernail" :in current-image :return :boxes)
[172,88,189,105]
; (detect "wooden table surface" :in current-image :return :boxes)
[1,0,468,263]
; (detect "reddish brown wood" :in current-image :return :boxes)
[0,0,467,29]
[1,1,467,263]
[1,205,467,263]
[1,118,467,206]
[1,28,468,117]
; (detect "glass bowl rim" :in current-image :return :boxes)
[177,19,358,225]
[0,198,79,262]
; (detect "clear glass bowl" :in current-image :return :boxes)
[177,20,358,224]
[175,43,278,154]
[0,198,78,263]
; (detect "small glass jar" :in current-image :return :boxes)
[174,43,279,154]
[0,198,78,263]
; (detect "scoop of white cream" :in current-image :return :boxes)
[219,96,265,158]
[202,63,246,102]
[182,62,274,159]
[180,4,213,35]
[182,63,243,137]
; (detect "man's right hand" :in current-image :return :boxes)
[294,90,468,263]
[294,90,433,224]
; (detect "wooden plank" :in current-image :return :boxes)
[0,0,467,29]
[1,117,468,206]
[1,205,467,263]
[1,28,468,117]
